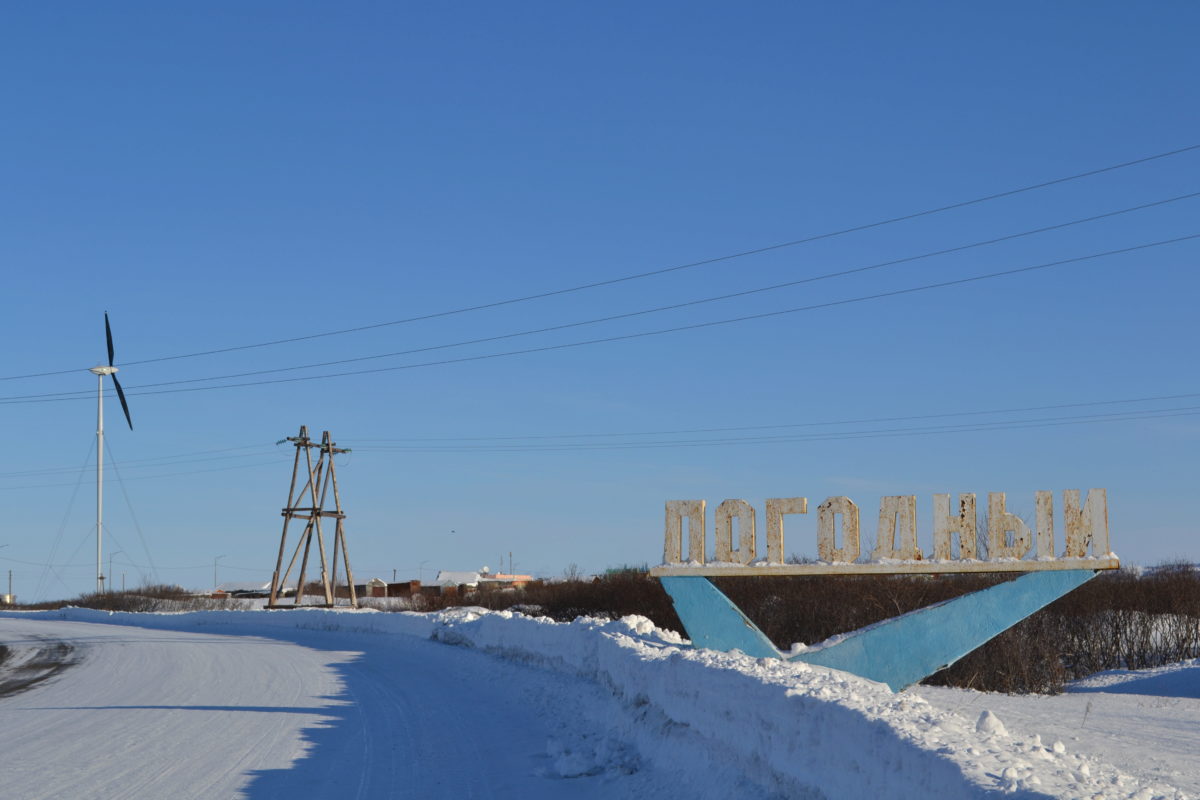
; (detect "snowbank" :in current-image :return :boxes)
[1069,658,1200,699]
[4,606,1186,799]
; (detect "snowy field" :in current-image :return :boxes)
[0,607,1195,799]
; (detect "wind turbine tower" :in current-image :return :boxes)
[89,313,133,593]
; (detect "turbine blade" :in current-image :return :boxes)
[111,373,133,430]
[105,312,116,366]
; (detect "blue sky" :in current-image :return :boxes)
[1,2,1197,599]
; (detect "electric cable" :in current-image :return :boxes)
[73,231,1200,401]
[348,405,1200,453]
[0,232,1195,405]
[11,191,1194,403]
[5,391,1192,485]
[33,441,94,601]
[0,457,291,491]
[3,143,1196,382]
[104,439,160,584]
[342,390,1200,442]
[0,445,285,480]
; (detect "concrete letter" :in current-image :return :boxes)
[1063,489,1110,557]
[817,496,860,563]
[874,496,920,560]
[1035,491,1055,558]
[715,499,757,564]
[664,500,706,564]
[933,493,977,560]
[987,492,1031,560]
[765,498,806,564]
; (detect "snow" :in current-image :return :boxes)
[915,660,1200,797]
[1070,658,1200,699]
[1,607,1194,799]
[976,709,1009,737]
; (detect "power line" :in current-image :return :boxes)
[0,444,283,480]
[2,231,1191,404]
[349,405,1200,453]
[7,389,1192,482]
[5,388,1190,489]
[4,143,1197,383]
[104,439,159,583]
[341,390,1200,442]
[2,555,268,573]
[0,458,289,491]
[33,441,94,601]
[12,191,1193,403]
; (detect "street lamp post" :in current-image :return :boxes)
[109,551,125,594]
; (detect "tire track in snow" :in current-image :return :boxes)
[0,634,77,698]
[0,618,352,799]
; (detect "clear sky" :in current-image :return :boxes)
[1,2,1197,600]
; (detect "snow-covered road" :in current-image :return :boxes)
[0,614,722,799]
[0,618,353,798]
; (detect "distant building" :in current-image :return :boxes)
[433,569,535,593]
[480,572,534,589]
[435,570,483,589]
[212,581,293,598]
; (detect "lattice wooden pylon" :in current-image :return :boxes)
[267,426,357,608]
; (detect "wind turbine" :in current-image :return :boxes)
[89,313,133,593]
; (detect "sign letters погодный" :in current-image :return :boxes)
[651,489,1118,576]
[652,490,1120,691]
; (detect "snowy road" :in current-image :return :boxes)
[0,618,354,798]
[0,615,721,800]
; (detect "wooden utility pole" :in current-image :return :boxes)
[267,426,358,609]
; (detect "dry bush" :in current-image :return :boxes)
[447,570,682,630]
[928,612,1068,693]
[709,573,1010,650]
[416,563,1200,694]
[12,585,248,613]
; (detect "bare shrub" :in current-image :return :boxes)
[411,562,1200,694]
[465,569,681,629]
[13,585,249,613]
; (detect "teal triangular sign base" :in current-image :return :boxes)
[659,570,1096,691]
[659,575,782,659]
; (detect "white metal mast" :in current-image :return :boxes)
[89,364,117,593]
